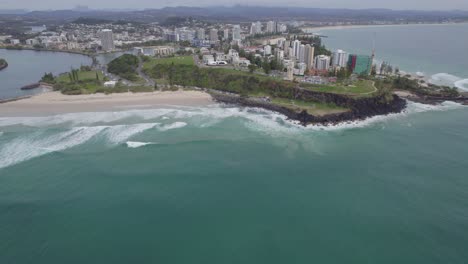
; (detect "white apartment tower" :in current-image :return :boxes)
[315,55,331,70]
[100,29,115,51]
[298,44,306,63]
[232,25,241,41]
[266,21,276,33]
[196,28,205,40]
[332,49,348,67]
[292,40,301,59]
[209,29,218,42]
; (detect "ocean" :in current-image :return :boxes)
[1,25,468,263]
[315,23,468,90]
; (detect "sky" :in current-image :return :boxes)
[1,0,468,11]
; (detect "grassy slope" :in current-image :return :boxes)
[271,98,349,116]
[143,56,194,71]
[56,70,103,83]
[301,80,377,96]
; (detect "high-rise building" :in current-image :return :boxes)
[315,55,331,70]
[223,28,229,40]
[266,21,276,33]
[250,21,262,35]
[177,28,195,42]
[232,25,241,41]
[298,44,306,63]
[348,54,372,75]
[304,44,315,70]
[209,28,218,42]
[292,40,301,59]
[332,49,348,67]
[164,31,179,42]
[100,29,114,51]
[196,28,205,40]
[276,49,284,61]
[264,45,272,55]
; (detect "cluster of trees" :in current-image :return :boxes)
[146,63,296,98]
[376,76,459,97]
[107,54,139,81]
[328,67,352,81]
[379,62,399,75]
[295,35,331,56]
[41,72,55,83]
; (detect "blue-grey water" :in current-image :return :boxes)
[0,49,92,100]
[1,25,468,263]
[316,23,468,90]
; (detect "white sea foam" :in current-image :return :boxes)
[158,122,187,131]
[104,123,159,144]
[454,79,468,91]
[0,100,466,169]
[0,122,160,169]
[126,141,156,148]
[0,126,107,169]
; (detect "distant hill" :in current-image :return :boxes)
[2,6,468,23]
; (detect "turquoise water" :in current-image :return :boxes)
[1,102,468,263]
[1,25,468,263]
[317,23,468,90]
[0,49,92,100]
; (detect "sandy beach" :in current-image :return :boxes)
[0,91,214,117]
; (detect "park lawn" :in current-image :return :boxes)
[56,70,104,83]
[271,97,349,116]
[143,56,194,71]
[301,80,377,96]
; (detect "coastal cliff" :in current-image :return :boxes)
[211,89,407,126]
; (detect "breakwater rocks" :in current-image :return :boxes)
[0,61,7,71]
[210,89,407,126]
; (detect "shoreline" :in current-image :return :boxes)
[0,90,214,117]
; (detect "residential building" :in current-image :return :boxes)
[250,21,262,35]
[298,44,306,63]
[196,28,205,40]
[223,28,229,40]
[209,28,218,42]
[315,55,331,70]
[348,54,372,75]
[304,44,315,70]
[292,40,301,58]
[264,45,272,56]
[332,49,348,67]
[232,25,241,41]
[266,21,276,33]
[100,29,115,51]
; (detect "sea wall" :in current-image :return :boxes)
[210,89,407,125]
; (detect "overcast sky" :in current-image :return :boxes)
[1,0,468,11]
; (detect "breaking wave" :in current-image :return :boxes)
[0,101,466,169]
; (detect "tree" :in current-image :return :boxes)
[262,58,271,74]
[248,64,256,73]
[96,72,100,81]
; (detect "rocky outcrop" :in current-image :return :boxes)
[0,61,7,71]
[210,89,407,126]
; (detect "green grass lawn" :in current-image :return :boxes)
[143,56,194,71]
[56,70,104,83]
[271,97,349,116]
[301,80,377,96]
[55,70,105,94]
